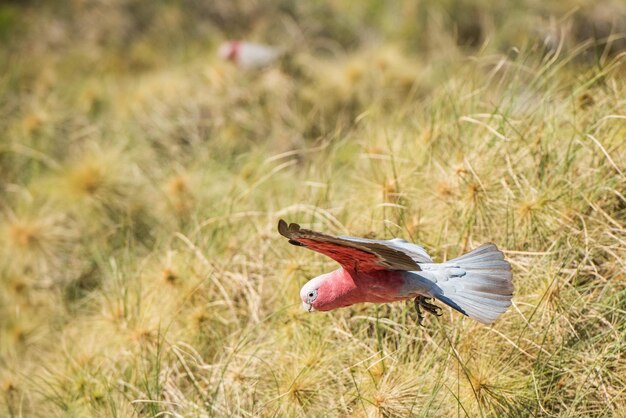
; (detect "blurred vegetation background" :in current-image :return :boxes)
[1,0,625,417]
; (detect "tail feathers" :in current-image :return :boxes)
[434,243,513,324]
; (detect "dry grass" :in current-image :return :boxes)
[1,1,625,417]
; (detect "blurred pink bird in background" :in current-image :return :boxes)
[218,41,284,69]
[278,220,513,325]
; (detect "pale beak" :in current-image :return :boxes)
[302,302,315,312]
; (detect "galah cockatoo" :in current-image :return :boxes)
[218,41,283,70]
[278,220,513,325]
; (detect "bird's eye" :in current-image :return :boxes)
[307,290,318,302]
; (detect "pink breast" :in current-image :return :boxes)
[355,270,408,303]
[317,269,408,311]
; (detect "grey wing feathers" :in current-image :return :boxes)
[388,238,433,263]
[338,236,433,265]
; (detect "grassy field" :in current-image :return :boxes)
[1,1,625,417]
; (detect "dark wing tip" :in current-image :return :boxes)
[288,221,301,233]
[279,220,307,247]
[278,219,304,242]
[277,219,290,238]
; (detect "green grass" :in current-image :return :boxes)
[1,1,625,417]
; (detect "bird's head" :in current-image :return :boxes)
[218,41,239,62]
[300,269,358,312]
[300,273,327,312]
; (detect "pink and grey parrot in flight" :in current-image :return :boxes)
[278,220,513,325]
[218,41,284,70]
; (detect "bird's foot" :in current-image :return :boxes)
[414,296,442,326]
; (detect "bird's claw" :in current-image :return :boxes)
[414,296,442,326]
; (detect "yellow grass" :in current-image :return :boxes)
[1,1,625,417]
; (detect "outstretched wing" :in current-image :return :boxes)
[277,219,432,272]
